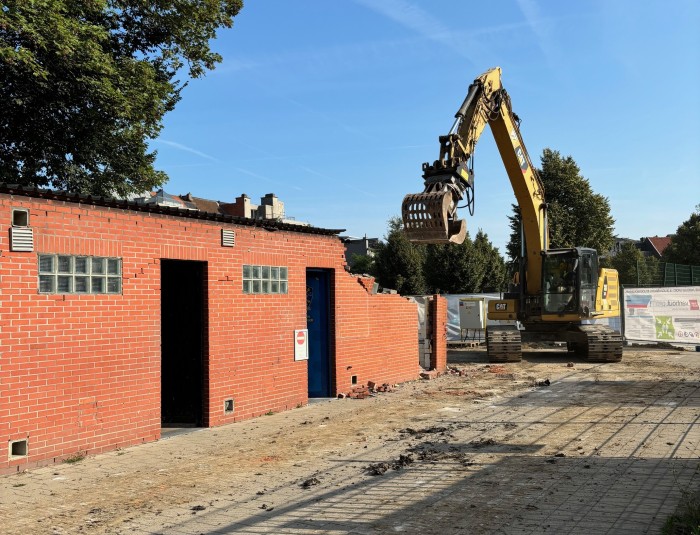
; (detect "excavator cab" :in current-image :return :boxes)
[541,248,599,316]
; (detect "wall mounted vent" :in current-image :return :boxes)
[12,209,29,227]
[9,439,28,458]
[221,229,235,247]
[10,226,34,252]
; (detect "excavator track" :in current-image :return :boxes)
[573,324,623,362]
[486,326,522,363]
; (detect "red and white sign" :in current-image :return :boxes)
[294,329,309,361]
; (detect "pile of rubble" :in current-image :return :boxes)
[338,380,396,399]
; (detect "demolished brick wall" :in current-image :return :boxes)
[430,294,448,372]
[1,192,418,474]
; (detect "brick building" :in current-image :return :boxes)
[1,185,446,474]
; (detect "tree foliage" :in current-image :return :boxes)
[609,242,658,286]
[473,230,508,291]
[373,218,507,295]
[424,237,477,294]
[507,149,615,259]
[0,0,242,196]
[374,217,427,295]
[348,253,376,276]
[663,205,700,266]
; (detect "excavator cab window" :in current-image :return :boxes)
[578,251,598,315]
[542,251,579,314]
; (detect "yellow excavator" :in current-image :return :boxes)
[402,67,622,363]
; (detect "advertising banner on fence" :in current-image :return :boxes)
[624,286,700,344]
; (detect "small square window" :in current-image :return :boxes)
[74,257,88,274]
[107,277,121,293]
[39,255,54,273]
[252,280,261,293]
[57,275,72,293]
[91,277,105,293]
[262,266,270,279]
[39,275,55,293]
[280,267,288,280]
[75,276,88,293]
[107,258,120,275]
[262,280,270,293]
[57,256,72,273]
[252,266,261,279]
[281,281,288,294]
[243,265,252,278]
[271,281,280,293]
[242,280,251,294]
[92,258,105,275]
[271,267,279,279]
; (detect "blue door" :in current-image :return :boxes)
[306,269,331,397]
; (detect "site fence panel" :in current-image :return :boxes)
[633,260,700,287]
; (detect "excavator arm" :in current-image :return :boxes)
[402,67,548,293]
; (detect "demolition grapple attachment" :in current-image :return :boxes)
[401,162,473,244]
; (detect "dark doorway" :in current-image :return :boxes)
[161,260,206,426]
[306,269,332,397]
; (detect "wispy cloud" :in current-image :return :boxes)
[298,165,377,198]
[353,0,479,62]
[514,0,558,67]
[153,139,221,162]
[233,167,303,191]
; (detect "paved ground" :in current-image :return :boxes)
[2,347,699,534]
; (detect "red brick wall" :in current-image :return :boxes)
[334,276,418,393]
[430,295,448,371]
[0,194,418,474]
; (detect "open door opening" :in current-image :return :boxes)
[306,269,333,397]
[161,260,207,428]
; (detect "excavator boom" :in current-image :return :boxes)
[402,67,546,293]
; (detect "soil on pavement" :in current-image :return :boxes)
[2,346,699,534]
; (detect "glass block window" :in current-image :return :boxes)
[242,264,288,294]
[38,255,122,294]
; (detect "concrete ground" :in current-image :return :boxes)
[1,347,699,534]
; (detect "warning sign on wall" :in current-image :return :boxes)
[294,329,309,361]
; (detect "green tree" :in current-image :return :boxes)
[662,205,700,266]
[348,253,376,276]
[374,217,427,295]
[609,242,658,286]
[424,236,477,294]
[423,229,507,294]
[507,149,615,259]
[473,230,508,292]
[0,0,242,196]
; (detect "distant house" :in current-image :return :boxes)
[340,235,381,264]
[639,236,672,259]
[607,235,673,260]
[134,190,310,226]
[143,189,198,210]
[607,236,638,257]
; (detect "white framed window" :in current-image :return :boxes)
[38,255,122,294]
[242,264,288,294]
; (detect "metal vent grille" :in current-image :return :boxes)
[221,229,235,247]
[10,226,34,252]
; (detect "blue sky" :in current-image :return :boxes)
[153,0,700,255]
